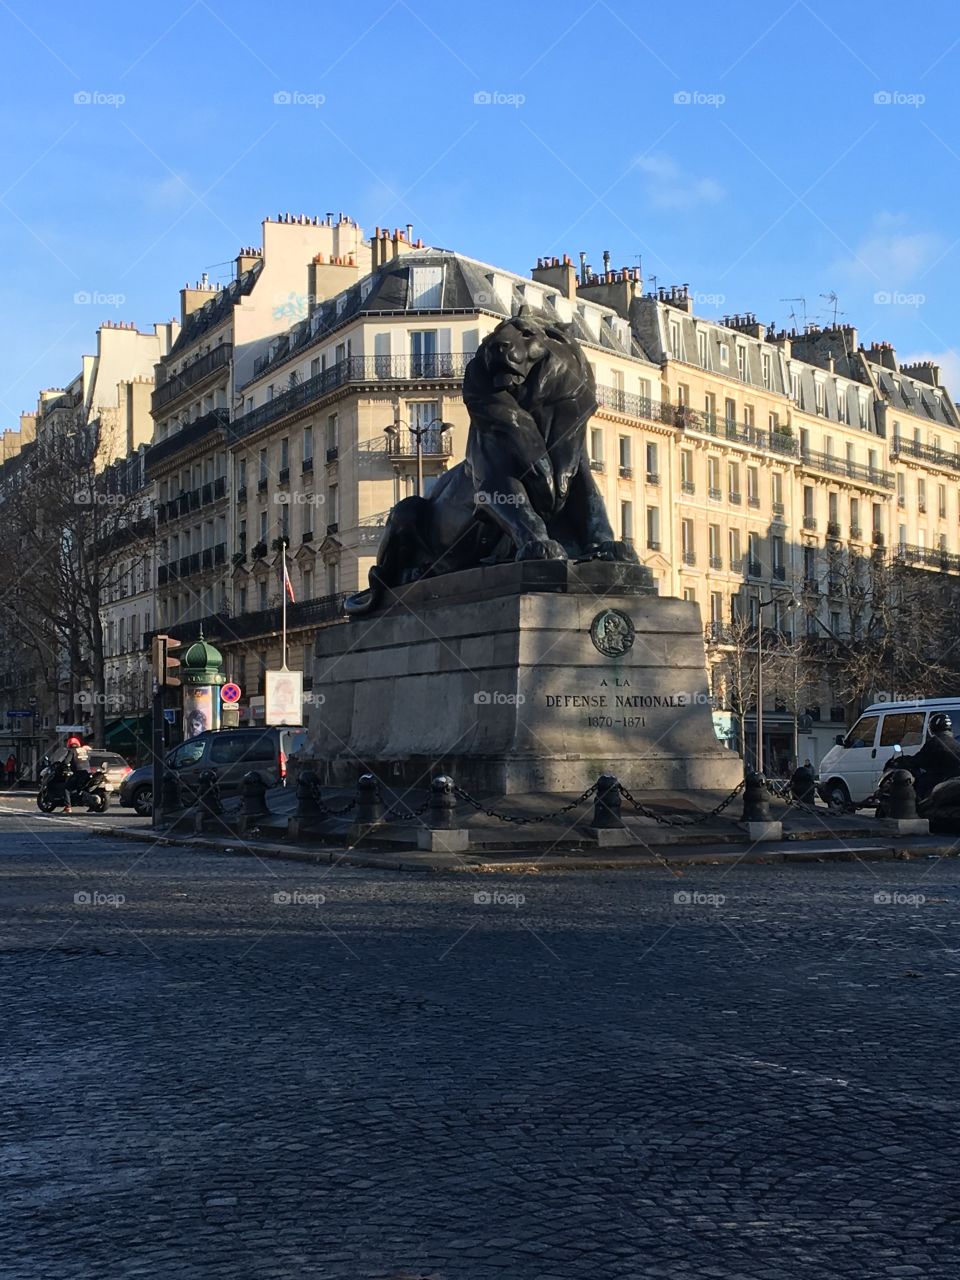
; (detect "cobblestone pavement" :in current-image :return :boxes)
[2,813,960,1279]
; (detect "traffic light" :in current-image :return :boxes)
[151,634,181,688]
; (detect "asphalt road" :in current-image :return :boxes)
[1,806,959,1279]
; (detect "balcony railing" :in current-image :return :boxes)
[800,447,894,490]
[729,491,742,505]
[145,408,229,474]
[747,560,763,577]
[850,525,863,540]
[803,515,817,530]
[152,343,232,413]
[618,465,632,479]
[593,387,800,456]
[231,353,471,439]
[708,486,722,501]
[682,551,696,566]
[709,555,723,569]
[826,521,842,539]
[681,480,695,494]
[891,437,960,474]
[772,501,785,516]
[645,472,660,485]
[385,430,453,459]
[895,542,960,572]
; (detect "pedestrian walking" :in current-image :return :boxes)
[4,753,17,789]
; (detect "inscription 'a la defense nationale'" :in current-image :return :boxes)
[544,679,693,729]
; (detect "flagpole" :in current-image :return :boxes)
[281,540,288,671]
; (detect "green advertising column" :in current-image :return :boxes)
[178,630,226,740]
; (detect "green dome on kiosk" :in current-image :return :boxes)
[177,627,225,687]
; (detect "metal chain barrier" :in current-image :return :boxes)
[382,796,433,821]
[308,776,357,818]
[616,778,745,827]
[451,782,598,826]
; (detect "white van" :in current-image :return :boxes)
[817,697,960,809]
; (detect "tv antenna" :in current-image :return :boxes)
[780,296,807,331]
[820,291,843,327]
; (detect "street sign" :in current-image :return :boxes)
[220,682,242,704]
[163,709,177,723]
[7,710,33,717]
[56,724,88,734]
[221,706,240,728]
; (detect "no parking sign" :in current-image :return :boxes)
[220,683,242,704]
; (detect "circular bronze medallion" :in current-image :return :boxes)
[590,608,635,657]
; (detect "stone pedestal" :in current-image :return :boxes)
[880,817,930,835]
[305,560,742,797]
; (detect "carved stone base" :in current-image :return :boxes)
[304,561,742,798]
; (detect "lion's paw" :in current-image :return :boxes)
[589,540,639,563]
[515,538,567,562]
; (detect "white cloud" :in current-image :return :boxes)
[632,154,724,210]
[838,212,944,284]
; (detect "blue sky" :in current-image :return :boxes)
[3,0,960,422]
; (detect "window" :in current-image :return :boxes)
[645,441,659,480]
[681,450,694,491]
[771,472,783,507]
[838,709,872,749]
[704,392,717,426]
[280,437,289,472]
[409,265,443,308]
[772,535,784,573]
[710,591,723,624]
[590,428,604,463]
[683,587,697,604]
[939,484,947,519]
[327,412,339,453]
[747,467,759,503]
[646,506,660,549]
[762,352,771,389]
[850,497,860,532]
[828,492,839,524]
[736,346,747,380]
[669,320,682,358]
[727,461,740,500]
[837,391,848,423]
[724,397,736,429]
[681,518,695,563]
[879,713,925,749]
[748,530,761,570]
[410,330,437,375]
[618,436,631,470]
[815,381,825,415]
[918,478,927,512]
[698,331,708,368]
[708,456,720,496]
[708,524,721,566]
[743,403,755,429]
[791,372,801,403]
[620,501,633,541]
[729,528,741,567]
[310,357,321,378]
[259,510,267,541]
[769,410,780,432]
[859,396,869,428]
[259,580,268,610]
[803,485,814,518]
[259,448,267,482]
[328,483,339,524]
[719,343,729,368]
[303,425,313,465]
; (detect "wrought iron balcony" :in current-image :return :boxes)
[152,343,232,413]
[800,447,894,490]
[681,480,695,494]
[145,408,229,474]
[231,353,470,439]
[385,430,453,460]
[891,436,960,474]
[803,515,817,531]
[729,491,742,505]
[709,555,723,569]
[708,486,722,501]
[645,472,660,486]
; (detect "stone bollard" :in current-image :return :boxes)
[428,775,458,829]
[355,773,383,825]
[881,769,928,834]
[198,769,223,815]
[160,770,182,822]
[740,769,781,842]
[886,769,918,819]
[592,774,624,829]
[741,770,771,823]
[417,774,469,853]
[241,771,271,819]
[287,768,325,840]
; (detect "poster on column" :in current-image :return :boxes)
[183,686,215,738]
[264,670,303,725]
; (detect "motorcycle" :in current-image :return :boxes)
[36,761,110,814]
[874,745,960,819]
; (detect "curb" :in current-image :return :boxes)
[97,824,960,875]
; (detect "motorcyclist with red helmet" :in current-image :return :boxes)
[61,735,90,815]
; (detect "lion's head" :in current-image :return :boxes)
[471,310,594,408]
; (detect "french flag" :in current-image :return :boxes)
[283,561,296,603]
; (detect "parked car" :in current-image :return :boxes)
[119,726,308,815]
[817,697,960,810]
[45,747,132,794]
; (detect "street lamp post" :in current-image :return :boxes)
[384,417,453,498]
[754,590,798,775]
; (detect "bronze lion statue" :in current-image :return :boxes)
[344,310,637,615]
